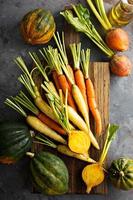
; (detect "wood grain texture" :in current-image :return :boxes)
[32,22,110,195]
[89,62,110,194]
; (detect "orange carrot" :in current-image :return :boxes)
[86,78,102,135]
[52,70,61,91]
[67,64,75,85]
[43,46,77,111]
[38,113,66,135]
[69,43,88,109]
[75,69,88,108]
[58,74,77,110]
[54,33,99,148]
[14,91,66,135]
[81,49,102,135]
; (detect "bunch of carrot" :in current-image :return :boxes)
[5,32,102,162]
[53,32,102,136]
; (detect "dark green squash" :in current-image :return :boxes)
[30,151,69,195]
[0,121,32,164]
[20,8,56,45]
[109,157,133,190]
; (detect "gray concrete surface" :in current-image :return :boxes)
[0,0,133,199]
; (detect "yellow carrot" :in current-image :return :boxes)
[72,84,89,127]
[26,116,66,144]
[68,102,99,149]
[57,145,96,163]
[5,98,66,144]
[34,96,57,122]
[54,33,99,149]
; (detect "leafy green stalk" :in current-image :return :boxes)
[60,4,114,58]
[99,124,119,165]
[94,0,112,29]
[86,0,109,30]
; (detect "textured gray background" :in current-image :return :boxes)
[0,0,133,200]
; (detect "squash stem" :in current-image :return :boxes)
[26,152,35,158]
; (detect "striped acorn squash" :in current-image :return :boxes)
[109,157,133,190]
[30,151,69,195]
[20,8,56,45]
[0,121,32,164]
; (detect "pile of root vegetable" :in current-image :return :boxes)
[2,32,118,194]
[0,0,133,196]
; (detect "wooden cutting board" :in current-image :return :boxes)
[32,19,110,195]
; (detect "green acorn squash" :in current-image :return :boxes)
[20,8,56,45]
[0,121,32,164]
[109,157,133,190]
[30,151,69,195]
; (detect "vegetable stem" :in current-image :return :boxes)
[5,98,27,117]
[60,4,114,57]
[69,43,81,69]
[29,52,49,82]
[26,152,35,158]
[94,0,112,29]
[15,91,39,116]
[35,134,57,148]
[81,49,90,79]
[86,0,109,30]
[99,124,119,165]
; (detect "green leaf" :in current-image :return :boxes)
[108,124,119,141]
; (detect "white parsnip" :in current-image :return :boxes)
[72,84,89,127]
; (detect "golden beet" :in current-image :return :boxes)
[82,124,119,193]
[68,130,90,154]
[110,55,132,77]
[106,28,129,51]
[82,163,104,193]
